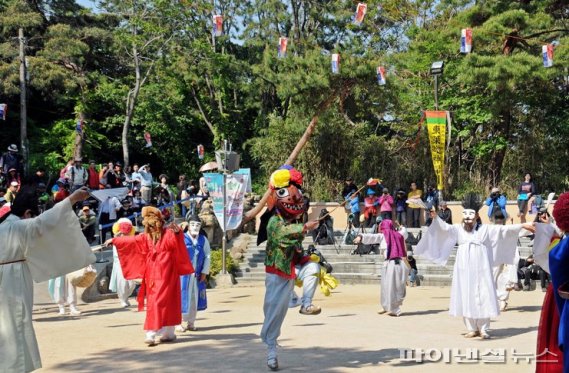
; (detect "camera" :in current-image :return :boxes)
[490,192,499,199]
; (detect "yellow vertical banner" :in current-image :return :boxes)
[425,111,446,190]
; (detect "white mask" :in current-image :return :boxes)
[189,221,201,237]
[462,209,476,223]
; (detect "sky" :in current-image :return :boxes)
[77,0,96,9]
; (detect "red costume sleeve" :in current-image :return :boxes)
[165,228,194,276]
[114,234,149,279]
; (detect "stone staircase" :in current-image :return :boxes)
[233,228,535,287]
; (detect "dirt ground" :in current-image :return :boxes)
[33,283,547,372]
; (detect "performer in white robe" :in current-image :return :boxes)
[415,194,534,339]
[48,274,80,315]
[109,218,137,307]
[0,187,95,372]
[178,215,211,332]
[354,219,409,316]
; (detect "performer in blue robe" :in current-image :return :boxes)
[178,214,211,332]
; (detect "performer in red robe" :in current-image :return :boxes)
[106,206,194,346]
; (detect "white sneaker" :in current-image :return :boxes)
[69,307,81,316]
[267,345,278,370]
[58,306,66,315]
[499,300,508,311]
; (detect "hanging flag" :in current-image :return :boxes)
[0,104,7,120]
[213,15,223,37]
[377,66,386,85]
[353,3,367,25]
[197,144,205,160]
[460,28,472,53]
[331,53,340,74]
[542,44,553,67]
[144,132,152,148]
[76,119,85,134]
[425,111,447,190]
[277,37,288,58]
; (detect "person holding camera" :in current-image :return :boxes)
[346,191,361,228]
[485,187,508,224]
[379,188,394,220]
[395,189,407,226]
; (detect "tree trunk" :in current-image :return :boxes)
[244,88,350,223]
[122,42,143,169]
[74,112,84,160]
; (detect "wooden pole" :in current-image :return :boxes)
[19,28,29,177]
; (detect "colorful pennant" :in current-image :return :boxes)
[542,44,553,67]
[460,28,472,54]
[197,144,205,160]
[425,111,447,190]
[0,104,7,120]
[213,15,223,37]
[278,37,288,58]
[377,66,386,85]
[331,53,340,74]
[144,132,152,148]
[353,3,367,25]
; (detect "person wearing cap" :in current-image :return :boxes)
[54,179,71,204]
[177,214,211,332]
[138,164,154,203]
[379,188,394,220]
[5,181,19,204]
[65,158,88,192]
[0,187,94,372]
[107,161,125,188]
[109,218,137,308]
[485,187,508,224]
[79,205,96,243]
[6,167,21,189]
[0,144,23,176]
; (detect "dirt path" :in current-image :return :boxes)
[33,284,545,372]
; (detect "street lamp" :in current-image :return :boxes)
[430,61,444,110]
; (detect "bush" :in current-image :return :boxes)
[209,249,238,277]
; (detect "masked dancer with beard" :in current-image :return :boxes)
[258,165,320,371]
[415,193,535,339]
[104,206,194,346]
[178,214,211,332]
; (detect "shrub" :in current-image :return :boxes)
[209,249,238,277]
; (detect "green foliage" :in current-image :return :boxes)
[209,249,238,278]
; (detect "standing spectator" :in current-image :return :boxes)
[79,204,96,243]
[437,201,453,224]
[176,174,188,217]
[87,161,99,190]
[124,165,133,190]
[98,163,110,189]
[347,191,361,228]
[517,173,537,223]
[107,162,125,188]
[379,188,394,220]
[342,177,358,199]
[407,182,423,228]
[65,158,88,192]
[395,189,407,226]
[5,181,19,203]
[198,172,209,198]
[485,187,508,224]
[99,195,122,242]
[60,158,74,179]
[363,188,379,228]
[130,163,142,191]
[424,186,439,223]
[139,164,153,203]
[0,144,23,176]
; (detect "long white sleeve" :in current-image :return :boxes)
[202,239,211,275]
[415,216,458,265]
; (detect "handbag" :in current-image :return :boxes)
[69,265,97,288]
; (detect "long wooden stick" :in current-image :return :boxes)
[317,183,368,221]
[243,89,349,223]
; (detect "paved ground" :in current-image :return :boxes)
[33,284,546,372]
